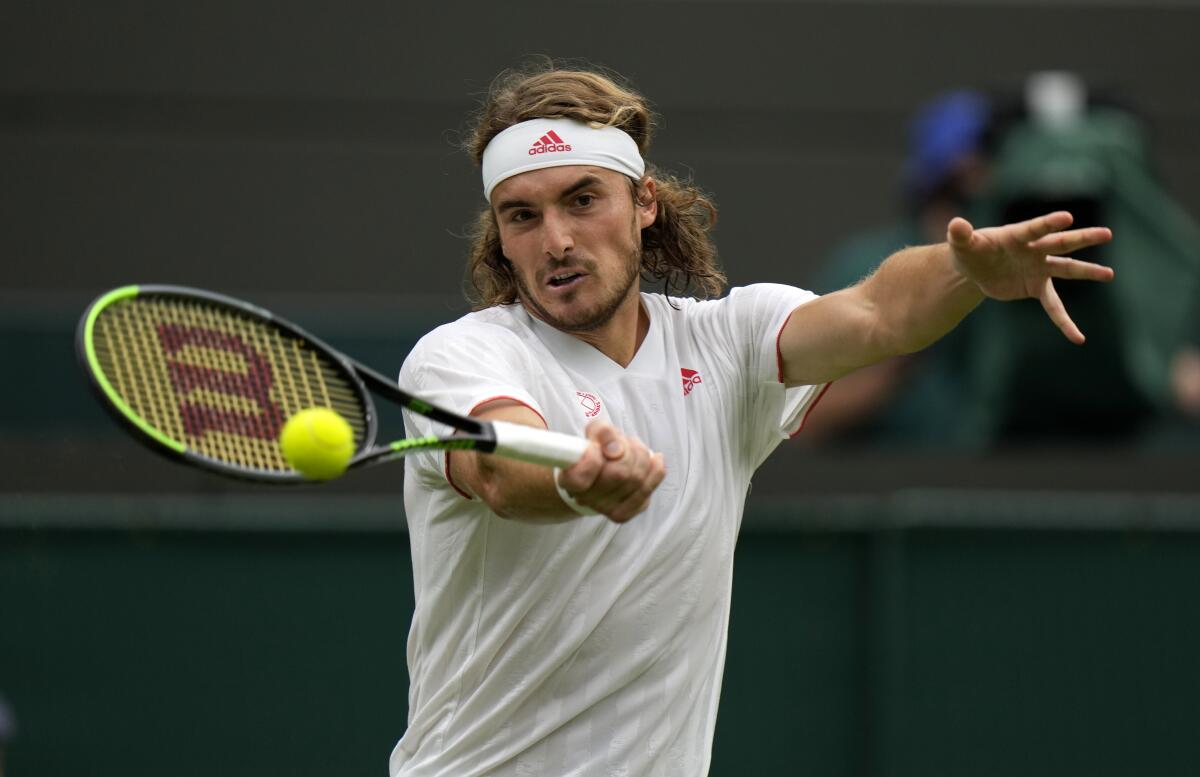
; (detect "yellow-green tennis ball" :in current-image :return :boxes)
[279,408,354,480]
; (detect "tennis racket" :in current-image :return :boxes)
[77,285,590,482]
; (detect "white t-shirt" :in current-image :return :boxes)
[392,284,826,777]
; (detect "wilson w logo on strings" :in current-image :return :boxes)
[156,323,285,440]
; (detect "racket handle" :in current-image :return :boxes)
[490,420,592,468]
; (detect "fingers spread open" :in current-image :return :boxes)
[1017,211,1074,243]
[1044,255,1116,282]
[1039,278,1085,345]
[1028,226,1112,255]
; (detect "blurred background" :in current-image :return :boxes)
[3,1,1199,775]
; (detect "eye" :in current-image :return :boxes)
[509,209,534,223]
[575,193,595,207]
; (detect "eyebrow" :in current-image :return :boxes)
[494,173,604,215]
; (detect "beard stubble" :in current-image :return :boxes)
[514,238,642,334]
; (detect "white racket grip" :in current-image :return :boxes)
[490,420,592,468]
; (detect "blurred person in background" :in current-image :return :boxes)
[806,73,1200,449]
[802,90,995,447]
[965,72,1200,447]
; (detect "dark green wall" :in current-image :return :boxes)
[4,509,1199,777]
[1,529,414,776]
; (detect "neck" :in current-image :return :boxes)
[570,291,649,367]
[527,288,648,367]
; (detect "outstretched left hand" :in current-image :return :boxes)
[948,210,1114,344]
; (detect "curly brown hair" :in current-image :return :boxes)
[463,63,726,309]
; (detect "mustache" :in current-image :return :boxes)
[538,257,595,280]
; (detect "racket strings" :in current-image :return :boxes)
[90,296,369,473]
[96,302,184,445]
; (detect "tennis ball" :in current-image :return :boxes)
[279,408,355,480]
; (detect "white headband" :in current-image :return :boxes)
[481,117,646,201]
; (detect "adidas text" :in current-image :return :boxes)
[528,144,572,156]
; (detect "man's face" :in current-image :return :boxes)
[491,166,657,333]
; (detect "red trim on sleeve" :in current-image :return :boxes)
[443,395,548,501]
[789,382,833,439]
[444,454,474,500]
[467,396,548,426]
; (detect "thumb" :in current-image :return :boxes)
[585,420,625,460]
[947,217,974,250]
[558,441,604,492]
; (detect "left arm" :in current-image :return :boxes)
[779,211,1114,387]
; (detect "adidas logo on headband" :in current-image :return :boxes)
[482,118,644,201]
[529,129,572,156]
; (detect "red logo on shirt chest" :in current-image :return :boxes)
[576,391,601,417]
[681,368,703,396]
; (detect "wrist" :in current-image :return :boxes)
[553,468,599,517]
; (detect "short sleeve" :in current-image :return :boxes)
[398,320,546,490]
[687,284,828,471]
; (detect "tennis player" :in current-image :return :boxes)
[392,66,1113,776]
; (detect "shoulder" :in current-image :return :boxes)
[655,284,817,322]
[401,306,538,380]
[411,305,534,350]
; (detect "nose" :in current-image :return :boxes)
[540,208,574,260]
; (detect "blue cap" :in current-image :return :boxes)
[904,90,991,198]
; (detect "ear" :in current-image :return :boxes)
[636,177,658,230]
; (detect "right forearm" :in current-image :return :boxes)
[463,452,581,523]
[448,400,583,523]
[448,405,661,525]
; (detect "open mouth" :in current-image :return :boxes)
[547,271,585,289]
